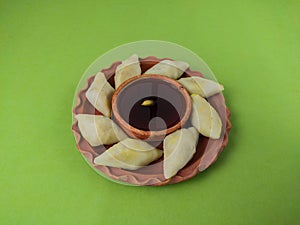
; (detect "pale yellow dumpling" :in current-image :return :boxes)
[94,138,162,170]
[178,76,224,97]
[75,114,127,146]
[190,94,222,139]
[114,54,141,88]
[163,127,199,179]
[144,59,189,79]
[86,72,115,117]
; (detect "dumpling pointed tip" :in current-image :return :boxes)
[130,54,139,58]
[163,171,173,180]
[93,156,101,165]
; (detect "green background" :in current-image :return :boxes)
[1,0,299,224]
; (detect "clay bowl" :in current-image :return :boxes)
[111,74,192,141]
[72,56,231,186]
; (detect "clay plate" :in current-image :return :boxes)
[72,56,232,186]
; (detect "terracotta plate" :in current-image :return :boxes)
[72,56,231,186]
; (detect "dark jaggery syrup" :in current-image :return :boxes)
[116,77,186,131]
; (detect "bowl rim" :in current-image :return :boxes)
[111,74,192,140]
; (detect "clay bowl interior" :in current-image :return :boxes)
[72,56,231,186]
[111,74,192,141]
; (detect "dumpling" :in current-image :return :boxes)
[144,59,189,79]
[75,114,127,146]
[163,127,199,179]
[178,76,224,97]
[94,138,163,170]
[190,94,222,139]
[114,54,142,88]
[86,72,115,117]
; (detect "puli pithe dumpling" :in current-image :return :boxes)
[114,54,142,88]
[163,127,199,179]
[144,59,189,80]
[94,138,162,170]
[75,114,127,146]
[190,94,222,139]
[178,76,224,98]
[86,72,115,117]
